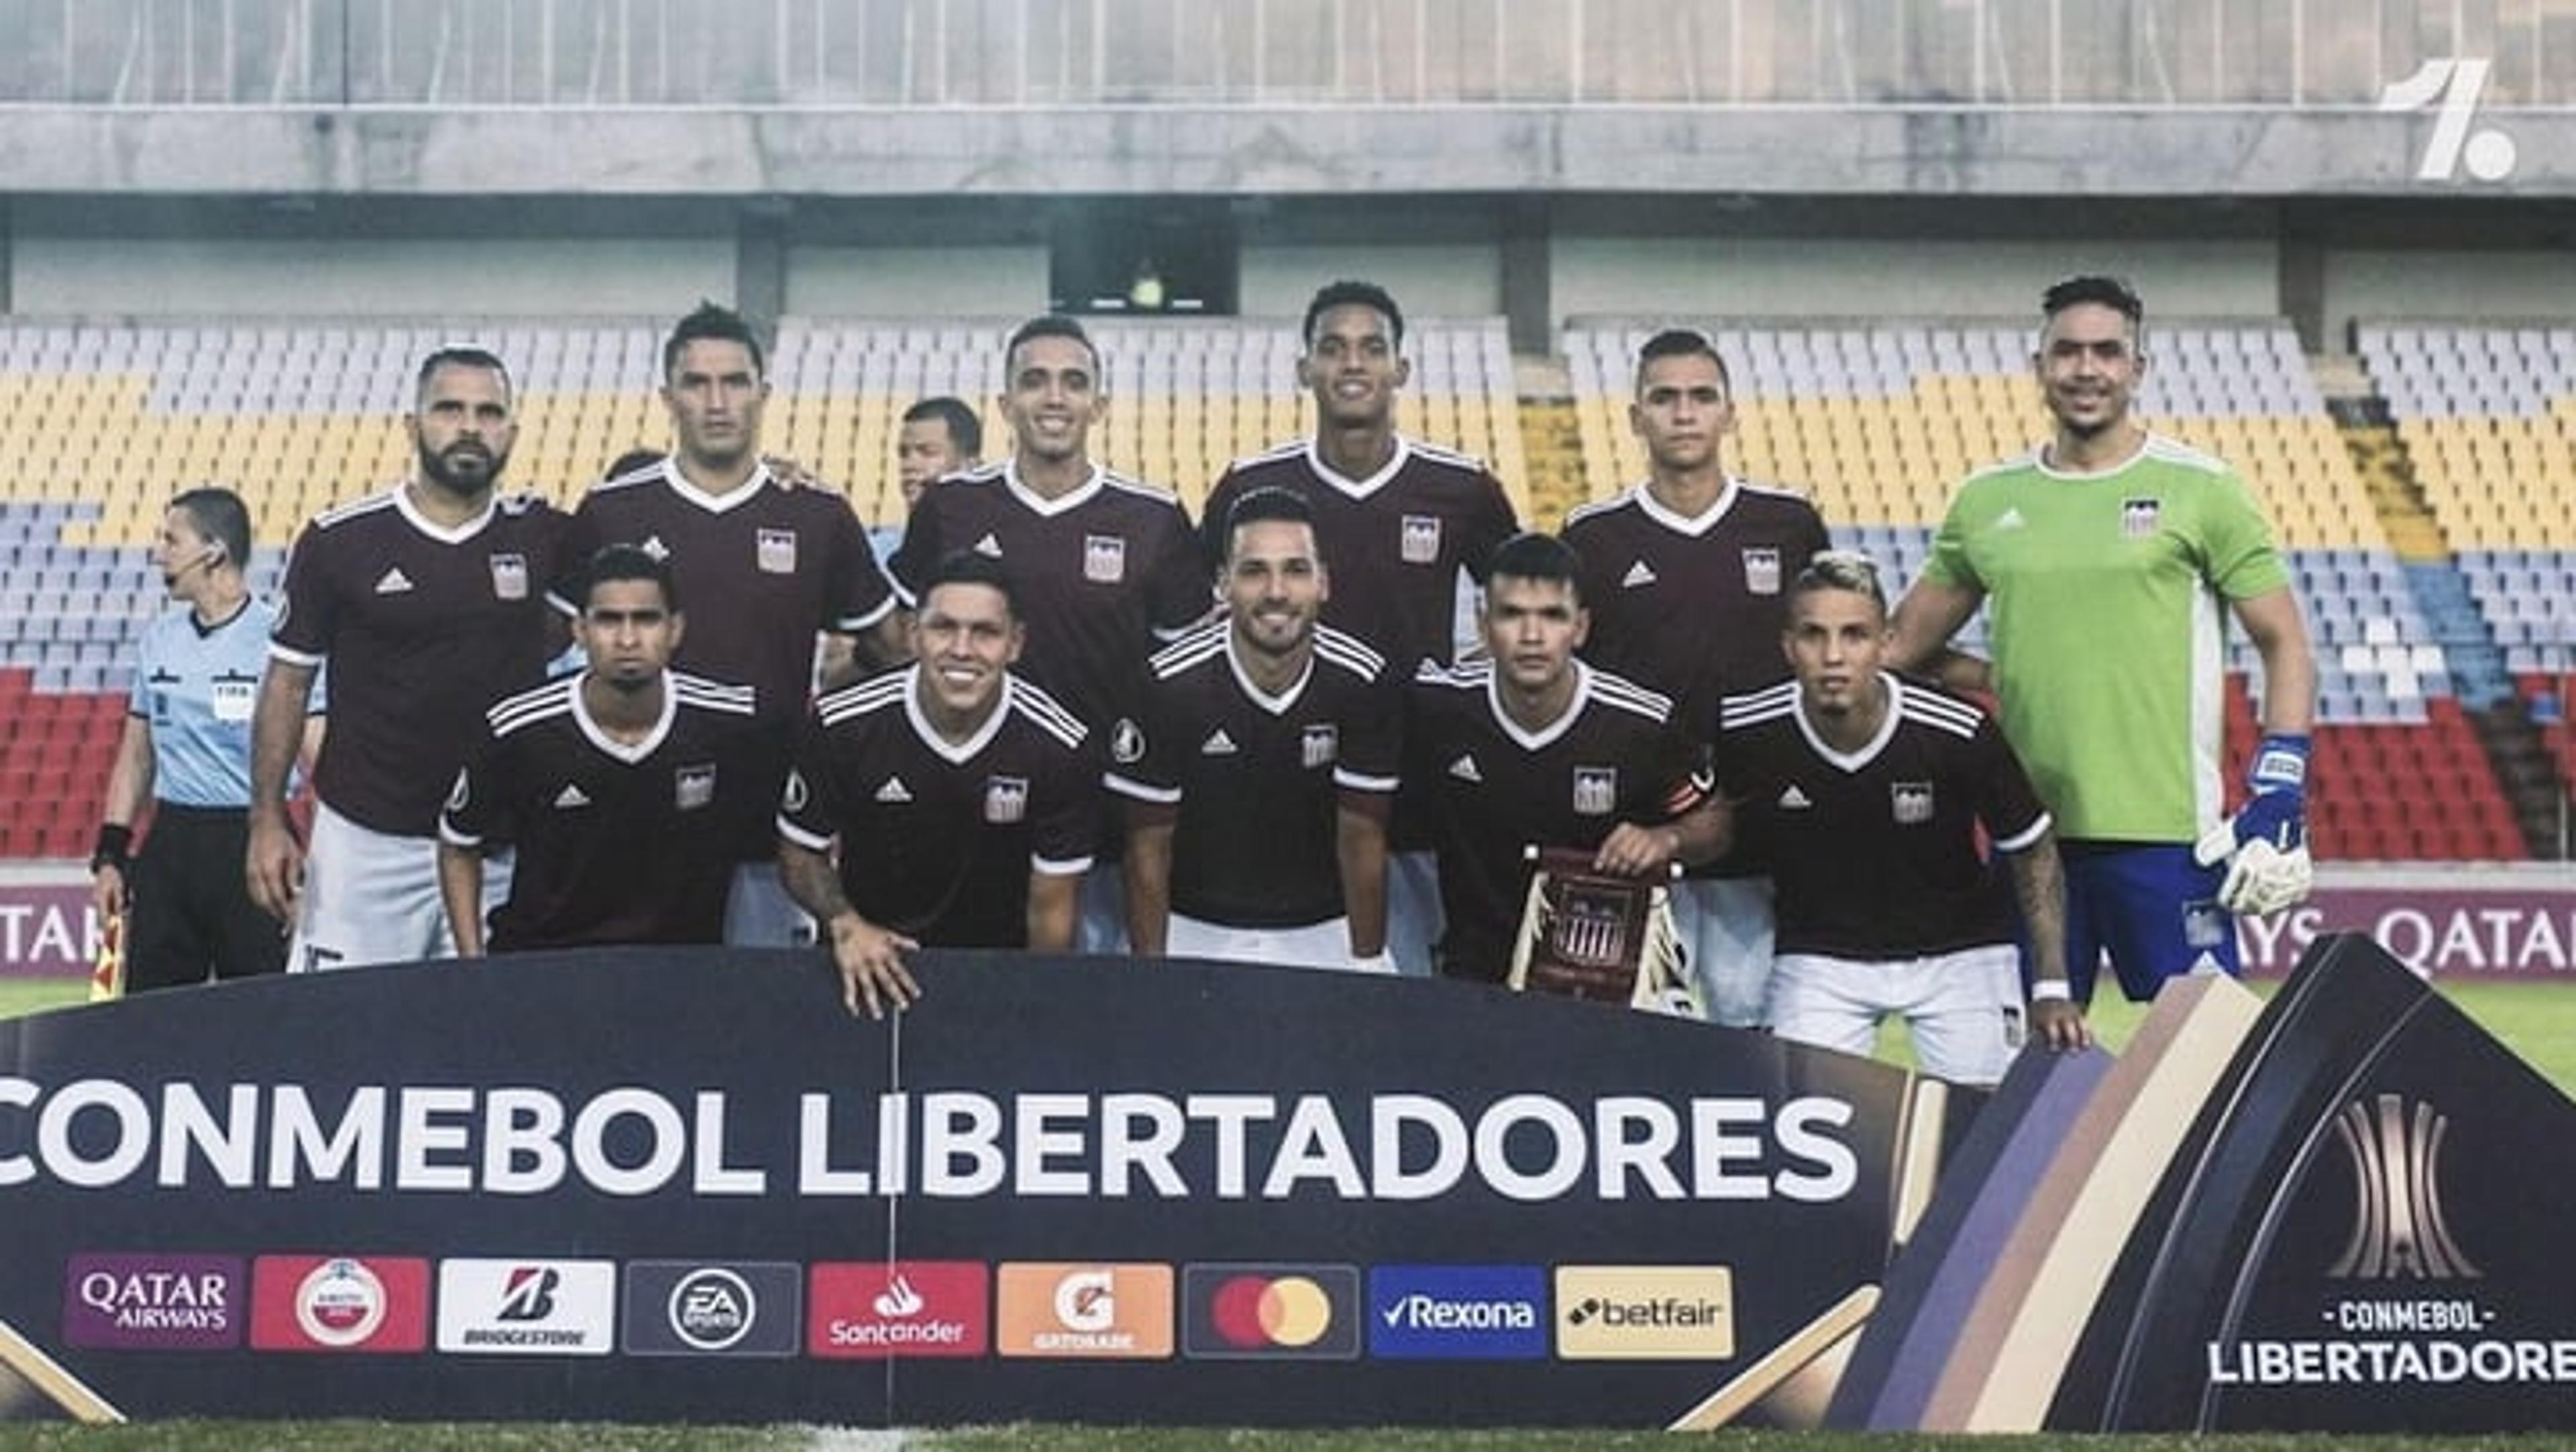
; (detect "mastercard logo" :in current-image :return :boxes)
[1181,1264,1360,1360]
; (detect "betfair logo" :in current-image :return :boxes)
[1553,1267,1733,1359]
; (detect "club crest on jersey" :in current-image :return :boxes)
[489,553,529,600]
[985,775,1030,824]
[2121,498,2162,539]
[757,529,798,574]
[445,771,470,814]
[1110,718,1145,766]
[1301,724,1339,769]
[675,763,716,812]
[1572,767,1618,816]
[1400,515,1442,565]
[1741,547,1782,596]
[1083,535,1127,583]
[1890,781,1935,825]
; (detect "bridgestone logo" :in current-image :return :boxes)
[1389,1295,1536,1331]
[462,1327,588,1347]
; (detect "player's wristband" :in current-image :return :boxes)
[2247,733,2310,795]
[2030,980,2073,1003]
[89,824,133,875]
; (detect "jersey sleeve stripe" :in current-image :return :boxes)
[1005,679,1090,747]
[1103,772,1182,804]
[833,595,899,632]
[1150,620,1230,672]
[1312,626,1386,677]
[1332,767,1399,793]
[1992,812,2053,854]
[268,641,325,669]
[1033,852,1095,877]
[777,816,835,852]
[436,821,483,850]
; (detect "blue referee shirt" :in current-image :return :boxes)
[127,597,320,807]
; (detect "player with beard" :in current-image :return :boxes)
[780,552,1099,1019]
[439,545,763,952]
[557,302,904,948]
[1110,487,1400,972]
[1201,280,1519,977]
[248,345,571,969]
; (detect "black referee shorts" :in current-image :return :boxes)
[126,803,286,992]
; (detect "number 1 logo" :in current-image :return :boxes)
[2377,58,2516,182]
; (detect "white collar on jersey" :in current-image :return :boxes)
[660,457,778,514]
[392,482,497,545]
[1629,476,1746,537]
[572,670,679,764]
[1002,459,1107,518]
[1225,632,1314,716]
[1483,658,1595,751]
[1301,434,1414,498]
[1793,671,1904,773]
[903,663,1012,765]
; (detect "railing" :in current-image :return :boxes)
[1,0,2569,108]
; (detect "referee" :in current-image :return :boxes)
[92,488,320,991]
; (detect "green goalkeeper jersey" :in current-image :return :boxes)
[1923,433,2291,844]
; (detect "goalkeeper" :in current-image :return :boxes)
[1888,275,2318,1004]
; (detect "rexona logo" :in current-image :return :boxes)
[435,1260,616,1355]
[996,1263,1174,1359]
[1553,1266,1734,1360]
[1366,1265,1547,1360]
[1181,1264,1360,1360]
[63,1253,242,1351]
[623,1262,800,1357]
[808,1261,988,1359]
[248,1255,430,1353]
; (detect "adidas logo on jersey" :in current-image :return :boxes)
[1778,785,1813,809]
[553,784,592,808]
[1200,729,1238,756]
[874,777,914,803]
[972,533,1004,558]
[1994,507,2027,531]
[1621,559,1658,588]
[639,535,672,560]
[374,567,415,594]
[1447,754,1483,783]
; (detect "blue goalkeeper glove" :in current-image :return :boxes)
[2193,733,2314,915]
[2231,733,2310,852]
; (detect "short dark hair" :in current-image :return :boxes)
[902,396,984,458]
[920,549,1019,620]
[2041,275,2145,330]
[1222,486,1318,560]
[1787,550,1889,618]
[663,300,767,380]
[580,543,680,614]
[1635,328,1732,393]
[1004,315,1098,378]
[169,487,252,569]
[603,447,665,482]
[415,345,512,406]
[1485,531,1582,602]
[1303,280,1405,350]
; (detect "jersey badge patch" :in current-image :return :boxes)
[1446,754,1483,783]
[1572,766,1618,816]
[874,777,914,804]
[972,533,1004,558]
[1621,559,1658,589]
[757,529,798,574]
[2121,498,2162,539]
[1083,535,1127,583]
[1741,547,1782,596]
[374,567,415,595]
[1890,781,1933,825]
[675,763,716,812]
[489,553,529,600]
[1200,728,1238,756]
[639,535,672,560]
[984,775,1030,824]
[553,783,592,809]
[1110,718,1145,765]
[1400,515,1442,565]
[1301,724,1339,768]
[1778,784,1813,810]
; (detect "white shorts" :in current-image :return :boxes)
[724,860,817,948]
[1674,875,1776,1028]
[1167,913,1389,974]
[293,802,511,971]
[1385,850,1443,979]
[1766,943,2027,1088]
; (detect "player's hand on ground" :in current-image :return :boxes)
[826,912,920,1019]
[1592,822,1684,879]
[2032,997,2092,1052]
[245,812,304,925]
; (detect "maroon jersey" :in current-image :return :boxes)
[890,461,1205,734]
[439,671,765,951]
[1204,436,1518,675]
[1563,478,1832,712]
[780,666,1099,948]
[270,487,570,836]
[1106,620,1401,928]
[1716,674,2051,961]
[552,460,896,728]
[1405,660,1709,983]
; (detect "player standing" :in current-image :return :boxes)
[872,396,983,564]
[1722,554,2087,1084]
[1110,487,1399,972]
[1888,276,2319,1003]
[1202,280,1520,976]
[247,345,568,970]
[1562,327,1833,1026]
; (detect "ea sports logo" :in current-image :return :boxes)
[667,1268,756,1351]
[295,1259,387,1347]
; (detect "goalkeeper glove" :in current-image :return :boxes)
[2194,733,2314,915]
